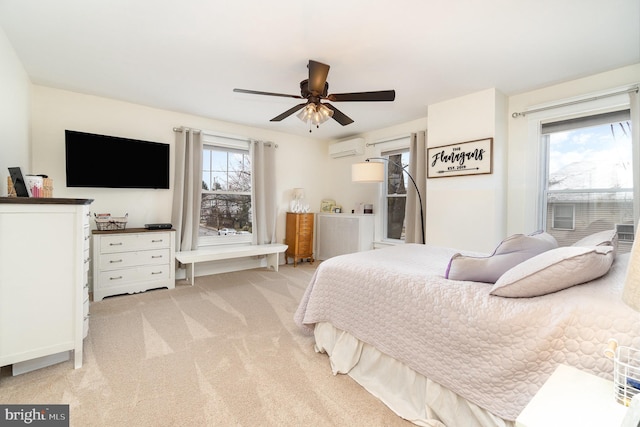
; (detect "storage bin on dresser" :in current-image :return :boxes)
[0,197,92,372]
[92,228,175,301]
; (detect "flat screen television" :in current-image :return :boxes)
[65,130,170,189]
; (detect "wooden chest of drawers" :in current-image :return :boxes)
[285,212,314,267]
[92,228,175,301]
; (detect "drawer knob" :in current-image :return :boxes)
[151,239,163,243]
[151,255,163,259]
[109,276,123,280]
[151,271,162,275]
[109,259,123,264]
[109,242,123,246]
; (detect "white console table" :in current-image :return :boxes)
[516,364,628,427]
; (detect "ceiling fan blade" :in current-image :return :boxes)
[270,103,308,122]
[327,90,396,102]
[324,104,354,126]
[308,60,330,95]
[234,88,303,100]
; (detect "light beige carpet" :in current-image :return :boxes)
[0,264,411,426]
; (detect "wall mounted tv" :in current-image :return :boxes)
[65,130,170,189]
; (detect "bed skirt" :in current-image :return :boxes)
[314,322,515,427]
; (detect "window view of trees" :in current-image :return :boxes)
[200,146,252,237]
[385,151,409,240]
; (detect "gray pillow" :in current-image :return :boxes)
[445,231,558,283]
[489,246,615,298]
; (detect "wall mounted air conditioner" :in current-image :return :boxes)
[328,138,365,159]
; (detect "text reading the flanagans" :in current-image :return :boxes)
[430,147,486,167]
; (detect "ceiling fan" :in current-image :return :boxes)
[233,60,395,130]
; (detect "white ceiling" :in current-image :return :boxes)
[1,0,638,140]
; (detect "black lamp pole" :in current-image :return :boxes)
[366,157,425,244]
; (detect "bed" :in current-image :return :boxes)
[294,237,640,427]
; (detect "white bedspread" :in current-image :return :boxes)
[294,244,640,421]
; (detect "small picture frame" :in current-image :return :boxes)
[8,167,31,197]
[320,199,335,213]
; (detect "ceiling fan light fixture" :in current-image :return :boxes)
[296,103,316,123]
[236,60,394,129]
[296,103,334,127]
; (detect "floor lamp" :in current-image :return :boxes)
[352,158,425,244]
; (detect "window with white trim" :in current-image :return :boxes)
[551,204,575,230]
[382,148,410,241]
[200,133,252,246]
[541,109,634,249]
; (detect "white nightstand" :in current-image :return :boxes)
[516,364,628,427]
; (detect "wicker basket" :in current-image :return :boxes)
[606,339,640,406]
[95,213,128,231]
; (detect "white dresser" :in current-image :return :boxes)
[316,213,375,260]
[0,197,92,371]
[92,228,175,301]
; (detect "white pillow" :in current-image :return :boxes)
[445,231,558,283]
[573,229,618,258]
[489,246,615,298]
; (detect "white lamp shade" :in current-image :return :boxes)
[352,162,384,183]
[623,220,640,311]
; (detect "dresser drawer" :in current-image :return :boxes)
[298,215,313,228]
[83,247,91,271]
[98,248,171,271]
[100,232,171,253]
[98,264,172,288]
[83,297,89,338]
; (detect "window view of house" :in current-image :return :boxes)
[542,109,633,252]
[383,149,410,240]
[200,145,252,239]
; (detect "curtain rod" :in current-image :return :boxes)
[173,127,277,147]
[511,86,639,118]
[173,127,201,134]
[366,134,411,147]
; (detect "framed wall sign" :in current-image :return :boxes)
[427,137,493,178]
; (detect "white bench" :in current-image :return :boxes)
[175,243,288,284]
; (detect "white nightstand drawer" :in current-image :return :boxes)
[100,232,171,253]
[98,248,170,270]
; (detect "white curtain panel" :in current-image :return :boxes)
[251,141,278,245]
[405,131,427,244]
[171,127,202,252]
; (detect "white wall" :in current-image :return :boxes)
[426,88,508,252]
[0,25,30,195]
[30,85,330,246]
[507,64,640,235]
